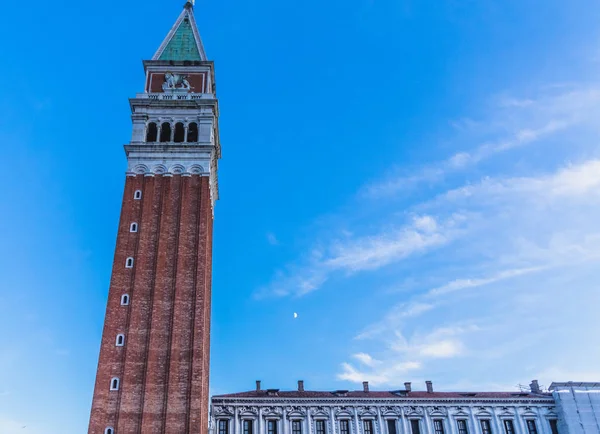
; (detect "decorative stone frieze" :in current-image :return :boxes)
[426,406,448,416]
[357,406,377,418]
[210,392,559,434]
[214,406,235,417]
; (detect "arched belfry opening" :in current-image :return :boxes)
[146,122,158,142]
[174,122,185,142]
[188,122,198,142]
[160,122,172,142]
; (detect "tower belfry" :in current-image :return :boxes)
[87,3,220,434]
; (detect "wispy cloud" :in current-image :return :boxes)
[256,82,600,388]
[424,266,547,298]
[337,158,600,385]
[338,357,421,386]
[339,324,480,386]
[361,86,600,198]
[324,215,459,272]
[257,214,463,297]
[266,232,279,246]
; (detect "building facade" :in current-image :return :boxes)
[550,383,600,434]
[211,381,562,434]
[87,3,220,434]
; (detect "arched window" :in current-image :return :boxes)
[130,222,138,233]
[187,122,198,142]
[121,294,130,305]
[105,428,114,434]
[160,122,171,142]
[134,190,142,200]
[174,122,185,142]
[116,334,125,347]
[146,122,158,142]
[110,377,120,391]
[125,257,134,268]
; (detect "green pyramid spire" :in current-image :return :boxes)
[153,3,207,61]
[159,16,201,61]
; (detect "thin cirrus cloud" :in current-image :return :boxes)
[260,156,600,300]
[266,232,280,246]
[337,158,600,387]
[256,214,462,298]
[360,86,600,199]
[338,326,477,386]
[338,358,422,386]
[256,82,600,389]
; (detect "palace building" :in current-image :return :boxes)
[211,381,600,434]
[87,3,219,434]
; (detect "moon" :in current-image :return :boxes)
[293,312,298,319]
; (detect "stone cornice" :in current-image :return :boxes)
[211,397,555,406]
[125,143,219,208]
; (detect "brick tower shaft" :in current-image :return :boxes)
[87,4,220,434]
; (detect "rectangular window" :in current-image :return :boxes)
[549,420,559,434]
[526,420,538,434]
[219,420,229,434]
[316,421,326,434]
[268,421,277,434]
[433,420,445,434]
[244,420,253,434]
[480,420,492,434]
[457,420,468,434]
[410,420,421,434]
[387,420,397,434]
[340,420,350,434]
[363,420,373,434]
[503,420,515,434]
[292,421,302,434]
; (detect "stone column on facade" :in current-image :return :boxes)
[491,408,502,434]
[467,406,478,434]
[330,406,337,434]
[307,407,313,434]
[303,410,308,434]
[534,407,549,434]
[259,407,264,434]
[184,124,189,142]
[283,407,289,434]
[377,407,385,434]
[447,408,458,434]
[400,408,409,434]
[515,407,527,434]
[170,122,175,142]
[354,407,361,434]
[422,408,433,434]
[235,406,240,434]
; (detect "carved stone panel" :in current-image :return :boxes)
[214,405,235,416]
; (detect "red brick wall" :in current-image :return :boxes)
[88,174,213,434]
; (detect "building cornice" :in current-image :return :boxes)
[211,397,555,406]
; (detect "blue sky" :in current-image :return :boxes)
[1,0,600,432]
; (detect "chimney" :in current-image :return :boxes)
[404,382,412,392]
[426,381,433,393]
[363,381,369,392]
[530,380,540,394]
[256,380,261,391]
[298,380,304,392]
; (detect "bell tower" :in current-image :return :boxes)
[87,3,220,434]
